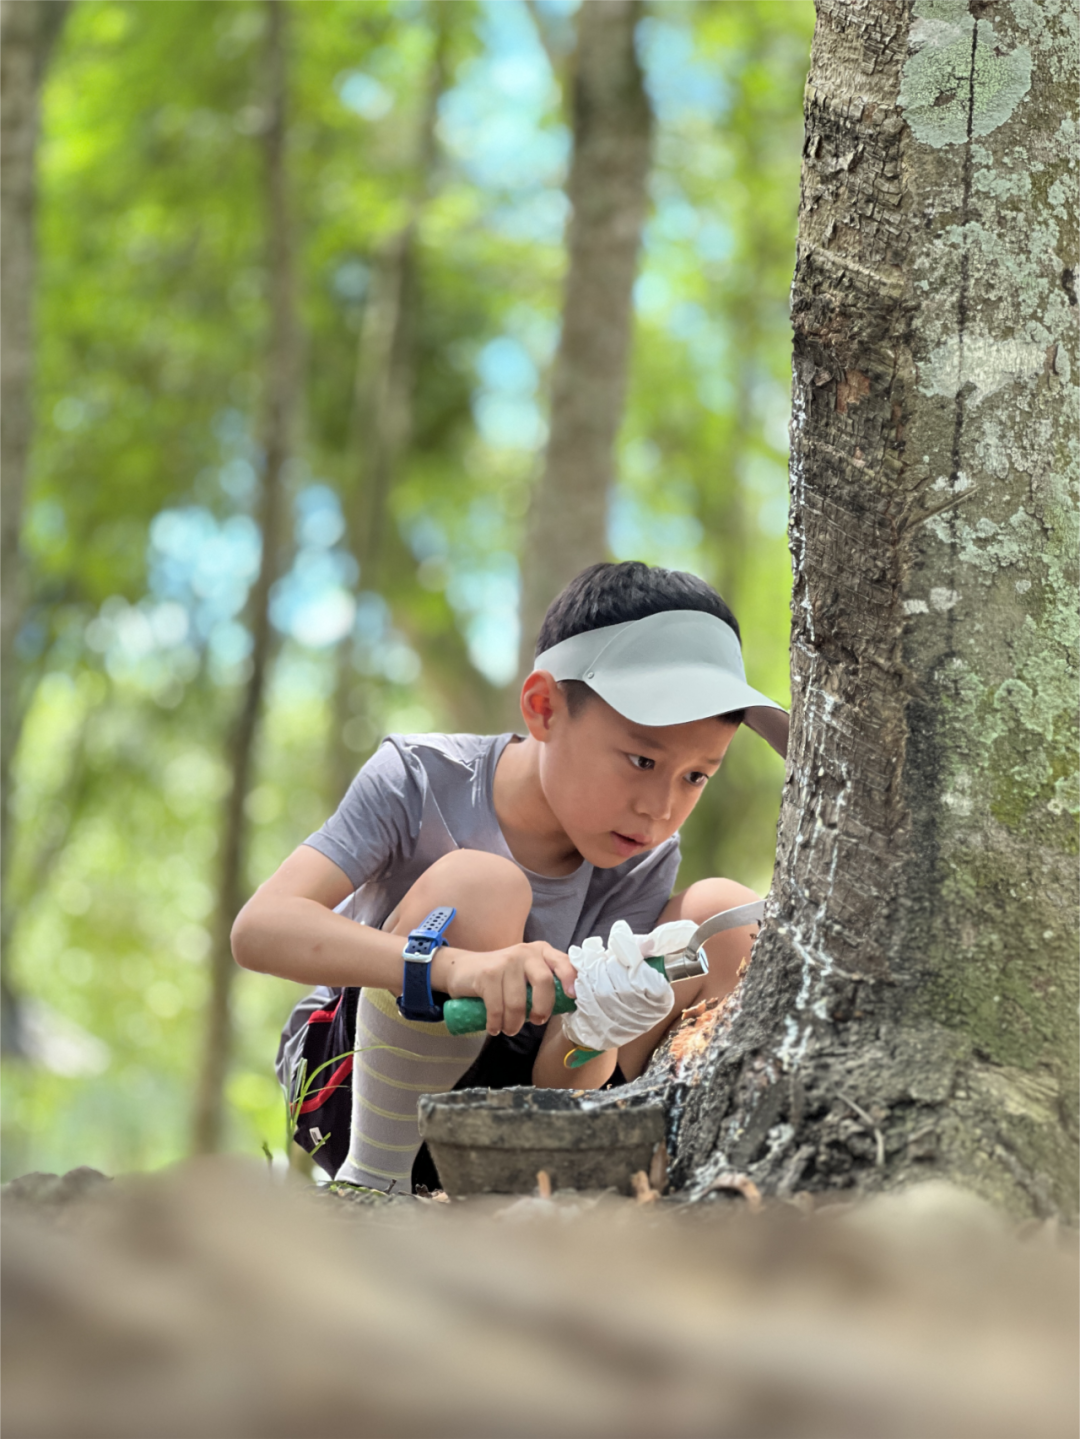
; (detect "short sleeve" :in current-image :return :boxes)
[302,739,425,890]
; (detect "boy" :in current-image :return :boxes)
[234,561,788,1192]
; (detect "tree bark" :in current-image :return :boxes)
[192,0,299,1154]
[0,0,70,1057]
[518,0,652,664]
[636,0,1078,1220]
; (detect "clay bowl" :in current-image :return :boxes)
[417,1086,666,1196]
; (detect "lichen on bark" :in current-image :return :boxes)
[898,0,1032,148]
[627,0,1078,1219]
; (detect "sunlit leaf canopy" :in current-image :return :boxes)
[4,0,813,1178]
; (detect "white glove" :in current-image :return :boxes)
[562,918,696,1052]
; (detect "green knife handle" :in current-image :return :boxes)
[441,957,667,1036]
[442,979,575,1035]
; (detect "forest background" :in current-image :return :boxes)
[2,0,814,1179]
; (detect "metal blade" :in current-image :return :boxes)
[688,900,765,950]
[662,900,765,982]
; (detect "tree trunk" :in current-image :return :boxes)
[639,0,1078,1220]
[0,0,70,1057]
[328,5,448,803]
[518,0,652,664]
[327,229,416,801]
[192,0,299,1154]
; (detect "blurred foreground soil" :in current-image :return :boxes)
[2,1160,1076,1439]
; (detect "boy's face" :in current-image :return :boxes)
[521,673,740,868]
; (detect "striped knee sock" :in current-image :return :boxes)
[334,987,485,1194]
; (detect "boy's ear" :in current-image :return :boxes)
[519,670,564,740]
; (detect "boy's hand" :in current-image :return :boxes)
[562,961,674,1052]
[562,920,676,1052]
[437,942,577,1037]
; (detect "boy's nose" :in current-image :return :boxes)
[635,782,674,822]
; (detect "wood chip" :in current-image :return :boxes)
[702,1172,763,1211]
[535,1170,552,1199]
[630,1170,656,1205]
[648,1142,668,1195]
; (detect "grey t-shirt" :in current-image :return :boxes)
[303,732,681,951]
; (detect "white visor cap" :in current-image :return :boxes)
[533,609,789,758]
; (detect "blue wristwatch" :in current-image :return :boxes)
[397,906,456,1022]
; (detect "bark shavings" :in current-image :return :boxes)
[667,996,724,1072]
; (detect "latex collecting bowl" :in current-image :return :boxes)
[417,1086,666,1196]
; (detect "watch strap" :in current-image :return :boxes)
[397,906,456,1022]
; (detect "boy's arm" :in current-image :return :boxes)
[531,1015,618,1090]
[232,846,577,1033]
[231,845,411,991]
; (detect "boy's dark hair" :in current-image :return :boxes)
[536,560,741,653]
[535,561,745,721]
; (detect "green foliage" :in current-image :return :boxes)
[3,0,813,1180]
[620,0,812,888]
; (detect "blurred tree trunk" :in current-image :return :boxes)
[697,35,773,629]
[192,0,299,1154]
[523,0,573,102]
[0,0,70,1057]
[684,22,784,889]
[328,7,448,803]
[642,0,1078,1219]
[327,236,414,798]
[518,0,652,664]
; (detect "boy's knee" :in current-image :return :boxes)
[679,876,759,925]
[395,849,531,951]
[414,849,531,915]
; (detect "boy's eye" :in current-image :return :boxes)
[686,771,709,787]
[628,754,655,772]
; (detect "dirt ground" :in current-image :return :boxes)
[3,1160,1076,1439]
